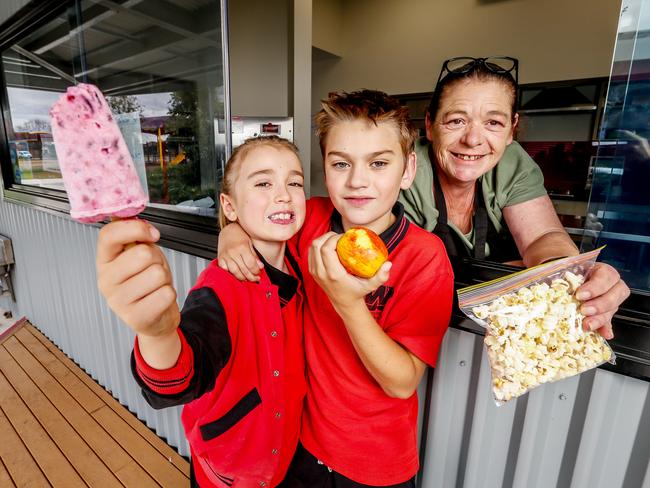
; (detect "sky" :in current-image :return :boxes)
[6,87,172,129]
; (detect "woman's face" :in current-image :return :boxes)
[427,78,518,185]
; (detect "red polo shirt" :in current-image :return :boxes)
[296,197,454,485]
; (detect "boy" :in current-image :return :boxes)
[219,90,454,486]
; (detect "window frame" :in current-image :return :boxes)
[0,0,225,259]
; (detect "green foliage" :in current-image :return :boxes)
[107,95,144,115]
[146,159,212,204]
[144,87,221,205]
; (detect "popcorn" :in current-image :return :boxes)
[472,271,613,402]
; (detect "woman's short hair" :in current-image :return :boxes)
[314,89,418,158]
[218,135,301,229]
[427,61,519,123]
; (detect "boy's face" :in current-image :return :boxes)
[323,119,416,234]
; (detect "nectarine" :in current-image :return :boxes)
[336,227,388,278]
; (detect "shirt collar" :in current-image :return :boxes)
[329,201,410,254]
[255,249,299,307]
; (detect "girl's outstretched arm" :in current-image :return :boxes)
[96,219,181,368]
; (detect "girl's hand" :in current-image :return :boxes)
[216,223,263,282]
[308,232,391,310]
[577,262,630,340]
[96,219,179,337]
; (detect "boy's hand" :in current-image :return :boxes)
[309,232,392,310]
[96,219,180,337]
[217,223,263,282]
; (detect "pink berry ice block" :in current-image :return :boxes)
[49,83,147,223]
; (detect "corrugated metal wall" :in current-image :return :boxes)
[2,199,650,487]
[421,326,650,488]
[0,199,203,457]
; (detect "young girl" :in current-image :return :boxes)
[96,135,307,488]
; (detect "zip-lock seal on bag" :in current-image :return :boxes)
[458,248,615,404]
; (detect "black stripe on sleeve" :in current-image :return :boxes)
[131,286,232,409]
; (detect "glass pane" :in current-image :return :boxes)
[583,0,650,291]
[519,113,594,141]
[1,0,225,218]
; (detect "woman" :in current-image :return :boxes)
[399,56,629,339]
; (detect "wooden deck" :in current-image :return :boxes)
[0,322,190,487]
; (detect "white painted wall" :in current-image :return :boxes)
[0,0,30,24]
[313,0,621,93]
[229,0,291,116]
[313,0,344,57]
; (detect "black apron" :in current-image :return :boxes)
[430,149,520,262]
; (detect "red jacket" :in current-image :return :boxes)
[132,253,305,488]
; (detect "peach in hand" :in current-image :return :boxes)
[336,227,388,278]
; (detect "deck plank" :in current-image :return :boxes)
[0,323,191,487]
[14,328,104,414]
[0,346,122,488]
[3,335,161,488]
[0,456,17,488]
[28,325,190,476]
[93,405,190,488]
[0,371,74,487]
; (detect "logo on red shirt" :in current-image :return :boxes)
[365,285,394,315]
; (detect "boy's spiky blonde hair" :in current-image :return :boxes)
[314,89,417,158]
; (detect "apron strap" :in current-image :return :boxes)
[473,186,488,260]
[431,163,461,257]
[430,146,488,259]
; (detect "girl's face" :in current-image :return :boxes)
[220,145,306,246]
[427,79,518,185]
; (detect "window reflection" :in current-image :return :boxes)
[1,0,225,218]
[584,0,650,291]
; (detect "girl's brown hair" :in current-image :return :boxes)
[218,135,301,229]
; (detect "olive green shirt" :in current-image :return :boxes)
[399,138,548,255]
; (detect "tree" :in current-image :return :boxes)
[107,95,144,115]
[166,91,198,135]
[17,119,51,132]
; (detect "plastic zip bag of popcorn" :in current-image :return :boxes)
[457,248,615,404]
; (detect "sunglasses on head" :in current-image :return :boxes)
[436,56,519,86]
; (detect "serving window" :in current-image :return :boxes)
[0,0,297,257]
[1,0,227,217]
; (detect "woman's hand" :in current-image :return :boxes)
[577,262,630,340]
[96,219,179,338]
[216,223,263,282]
[308,232,391,311]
